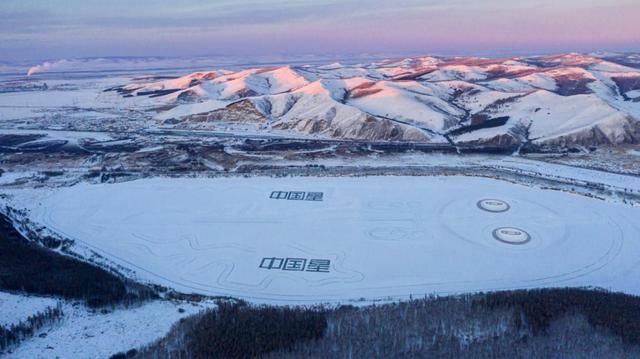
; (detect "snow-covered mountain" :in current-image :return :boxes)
[117,53,640,146]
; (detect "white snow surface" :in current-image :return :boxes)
[9,176,640,304]
[346,80,464,130]
[455,90,634,144]
[4,299,212,359]
[154,99,230,121]
[0,129,114,143]
[0,292,59,328]
[627,90,640,99]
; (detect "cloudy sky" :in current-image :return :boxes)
[1,0,639,61]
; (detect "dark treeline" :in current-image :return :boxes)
[132,288,640,359]
[190,302,325,358]
[477,288,640,344]
[0,213,157,307]
[130,301,326,359]
[0,304,63,351]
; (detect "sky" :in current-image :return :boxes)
[1,0,639,61]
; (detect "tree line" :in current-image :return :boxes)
[0,213,157,308]
[0,304,63,352]
[131,288,640,358]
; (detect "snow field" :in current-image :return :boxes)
[0,292,59,328]
[12,176,640,304]
[4,299,213,359]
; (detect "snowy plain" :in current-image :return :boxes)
[9,176,640,304]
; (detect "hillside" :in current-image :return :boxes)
[114,53,640,147]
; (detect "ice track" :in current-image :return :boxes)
[22,176,640,303]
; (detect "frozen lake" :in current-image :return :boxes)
[19,176,640,303]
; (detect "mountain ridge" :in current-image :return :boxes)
[115,53,640,147]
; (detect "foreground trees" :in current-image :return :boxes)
[0,213,156,308]
[133,288,640,359]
